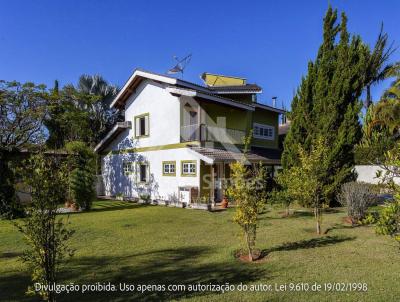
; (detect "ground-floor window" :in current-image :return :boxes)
[162,161,176,176]
[138,162,149,183]
[181,160,196,177]
[122,162,133,176]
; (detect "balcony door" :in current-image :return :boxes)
[183,103,199,141]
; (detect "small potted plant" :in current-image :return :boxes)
[64,199,72,208]
[116,192,124,201]
[71,202,80,212]
[139,194,151,204]
[221,196,229,208]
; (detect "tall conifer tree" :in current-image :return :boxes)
[282,7,378,205]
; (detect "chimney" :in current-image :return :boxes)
[272,96,277,108]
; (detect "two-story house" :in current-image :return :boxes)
[95,69,284,204]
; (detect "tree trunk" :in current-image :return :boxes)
[245,229,254,262]
[365,85,372,108]
[314,206,321,235]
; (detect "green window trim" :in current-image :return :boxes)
[134,113,150,138]
[181,160,197,177]
[162,161,176,176]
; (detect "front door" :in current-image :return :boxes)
[179,188,190,204]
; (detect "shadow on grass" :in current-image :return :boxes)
[262,235,356,256]
[58,202,151,216]
[61,246,265,301]
[324,223,357,234]
[0,251,23,259]
[288,211,314,218]
[90,202,148,213]
[2,246,266,302]
[0,273,32,302]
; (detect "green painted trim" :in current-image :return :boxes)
[103,141,200,155]
[134,112,150,138]
[181,160,197,177]
[162,161,176,176]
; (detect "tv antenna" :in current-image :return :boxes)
[167,54,192,78]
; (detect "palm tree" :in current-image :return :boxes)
[77,75,121,144]
[363,26,398,108]
[374,77,400,137]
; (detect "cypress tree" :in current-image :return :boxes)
[282,7,370,205]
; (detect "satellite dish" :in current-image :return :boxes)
[167,54,192,77]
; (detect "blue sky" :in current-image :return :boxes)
[0,0,399,108]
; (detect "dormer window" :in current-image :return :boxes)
[253,123,274,140]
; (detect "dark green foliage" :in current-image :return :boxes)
[15,153,74,301]
[282,7,387,205]
[70,168,95,210]
[66,141,96,210]
[0,150,24,219]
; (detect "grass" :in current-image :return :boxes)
[0,200,399,302]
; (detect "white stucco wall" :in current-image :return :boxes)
[101,148,201,200]
[122,79,181,148]
[355,165,400,185]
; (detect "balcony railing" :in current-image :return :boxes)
[181,124,245,144]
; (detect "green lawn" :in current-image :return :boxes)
[0,201,399,302]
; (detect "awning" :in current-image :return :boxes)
[189,146,281,165]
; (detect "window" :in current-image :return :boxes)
[122,162,133,176]
[137,163,149,183]
[135,113,149,137]
[253,123,274,140]
[162,161,176,176]
[181,160,196,177]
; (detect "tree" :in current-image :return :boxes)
[282,7,394,205]
[363,27,397,108]
[0,81,48,218]
[226,135,268,261]
[280,138,329,234]
[15,153,74,301]
[270,170,295,216]
[45,75,120,149]
[66,141,96,210]
[0,81,47,150]
[77,74,121,143]
[356,76,400,164]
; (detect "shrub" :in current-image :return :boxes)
[338,182,376,224]
[376,199,400,247]
[66,141,96,211]
[70,167,95,210]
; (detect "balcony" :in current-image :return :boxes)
[181,124,245,145]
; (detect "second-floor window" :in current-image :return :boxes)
[135,113,149,137]
[253,123,275,140]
